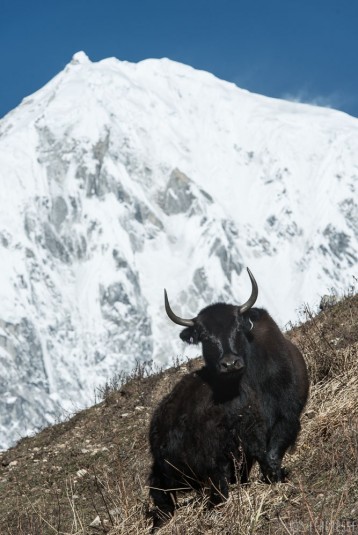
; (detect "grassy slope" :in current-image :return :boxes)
[0,295,357,535]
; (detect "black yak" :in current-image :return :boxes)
[149,268,309,529]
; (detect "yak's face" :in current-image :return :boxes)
[180,303,252,375]
[164,268,258,375]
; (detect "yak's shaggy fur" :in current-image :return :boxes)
[149,303,309,529]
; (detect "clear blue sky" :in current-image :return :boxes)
[1,0,358,119]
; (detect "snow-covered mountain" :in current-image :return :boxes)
[0,51,357,449]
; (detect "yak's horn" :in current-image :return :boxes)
[238,268,258,314]
[164,290,195,327]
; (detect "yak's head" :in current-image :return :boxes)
[164,268,258,375]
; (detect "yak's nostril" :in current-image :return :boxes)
[221,360,235,370]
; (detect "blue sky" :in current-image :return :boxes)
[1,0,357,119]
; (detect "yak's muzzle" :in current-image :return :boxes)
[218,354,245,374]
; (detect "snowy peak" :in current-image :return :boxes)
[70,51,91,65]
[0,53,357,449]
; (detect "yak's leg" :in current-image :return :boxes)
[229,451,254,485]
[208,463,230,507]
[149,463,176,531]
[240,452,254,484]
[241,413,272,483]
[208,478,229,507]
[150,488,176,531]
[260,417,301,483]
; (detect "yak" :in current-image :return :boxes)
[149,268,309,529]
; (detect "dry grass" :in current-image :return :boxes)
[0,294,357,534]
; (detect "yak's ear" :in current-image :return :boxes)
[180,327,200,345]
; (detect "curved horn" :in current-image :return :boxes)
[238,267,258,314]
[164,290,195,327]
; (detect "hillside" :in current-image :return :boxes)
[0,293,357,534]
[1,52,358,450]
